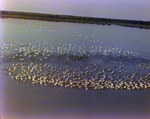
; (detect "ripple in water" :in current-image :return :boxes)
[1,41,150,90]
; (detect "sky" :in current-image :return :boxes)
[0,0,150,21]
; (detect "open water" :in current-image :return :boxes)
[0,18,150,119]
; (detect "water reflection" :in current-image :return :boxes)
[1,19,150,118]
[1,39,150,91]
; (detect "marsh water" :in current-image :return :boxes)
[0,18,150,119]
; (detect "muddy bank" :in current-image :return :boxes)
[0,10,150,29]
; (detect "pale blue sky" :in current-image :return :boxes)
[1,0,150,20]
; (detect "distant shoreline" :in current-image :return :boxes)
[0,10,150,29]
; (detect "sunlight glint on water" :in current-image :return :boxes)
[0,18,150,119]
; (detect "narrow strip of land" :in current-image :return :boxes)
[0,10,150,29]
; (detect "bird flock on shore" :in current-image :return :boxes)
[1,40,150,91]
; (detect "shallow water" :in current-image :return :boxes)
[0,18,150,119]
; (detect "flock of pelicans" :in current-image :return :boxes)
[1,40,150,91]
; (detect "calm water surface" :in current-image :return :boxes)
[0,18,150,119]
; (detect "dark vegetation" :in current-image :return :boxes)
[0,10,150,29]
